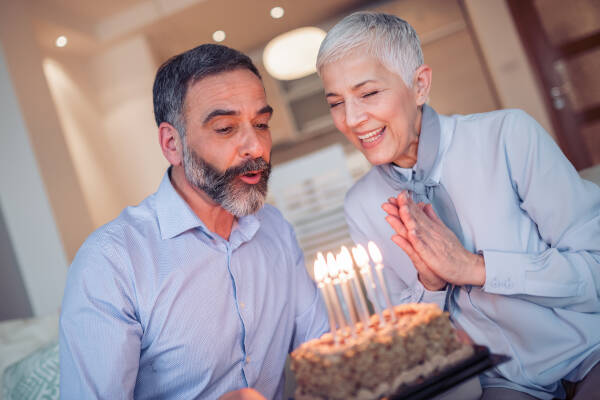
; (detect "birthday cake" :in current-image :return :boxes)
[291,303,473,400]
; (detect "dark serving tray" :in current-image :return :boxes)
[389,345,511,400]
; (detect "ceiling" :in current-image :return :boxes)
[29,0,376,63]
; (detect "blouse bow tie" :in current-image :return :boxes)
[377,105,464,244]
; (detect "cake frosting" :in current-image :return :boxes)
[291,303,473,400]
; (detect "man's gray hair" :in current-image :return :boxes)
[316,12,423,87]
[153,44,261,137]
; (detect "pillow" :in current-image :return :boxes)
[2,341,59,400]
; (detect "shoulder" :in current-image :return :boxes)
[450,108,541,136]
[70,196,158,277]
[445,109,550,155]
[451,108,531,123]
[93,196,157,249]
[345,167,380,206]
[348,167,379,192]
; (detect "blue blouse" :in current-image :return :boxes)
[344,108,600,399]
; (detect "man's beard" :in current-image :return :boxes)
[182,143,271,217]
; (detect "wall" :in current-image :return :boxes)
[0,1,93,261]
[463,0,555,137]
[0,207,32,321]
[0,41,69,318]
[44,35,167,228]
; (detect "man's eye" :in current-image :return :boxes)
[328,101,343,109]
[363,91,379,98]
[255,123,270,130]
[215,127,232,134]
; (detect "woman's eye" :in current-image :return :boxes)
[329,101,343,109]
[363,91,379,98]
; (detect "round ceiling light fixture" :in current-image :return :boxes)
[270,6,284,19]
[263,27,326,81]
[55,35,68,48]
[212,30,226,42]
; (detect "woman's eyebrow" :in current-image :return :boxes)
[325,80,375,98]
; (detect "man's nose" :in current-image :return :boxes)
[345,99,367,128]
[239,125,265,159]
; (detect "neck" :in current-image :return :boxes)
[393,106,423,168]
[169,165,235,240]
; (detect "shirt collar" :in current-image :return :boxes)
[155,168,260,243]
[391,164,413,181]
[413,103,442,182]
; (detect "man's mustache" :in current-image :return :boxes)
[225,157,271,178]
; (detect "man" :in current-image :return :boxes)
[60,44,328,399]
[317,12,600,400]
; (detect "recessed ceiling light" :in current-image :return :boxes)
[55,35,68,48]
[263,27,327,80]
[212,30,226,42]
[270,6,284,19]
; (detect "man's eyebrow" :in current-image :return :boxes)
[203,109,238,125]
[202,105,273,125]
[325,80,375,98]
[257,105,273,116]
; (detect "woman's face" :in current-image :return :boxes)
[320,54,427,168]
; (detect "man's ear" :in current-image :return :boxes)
[412,64,432,106]
[158,122,183,166]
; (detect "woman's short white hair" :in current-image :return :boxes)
[316,12,423,87]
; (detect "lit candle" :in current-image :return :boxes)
[338,246,371,330]
[352,244,386,327]
[368,241,397,323]
[314,255,338,343]
[325,252,349,333]
[335,252,358,338]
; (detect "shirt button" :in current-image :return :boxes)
[240,302,245,309]
[246,356,251,363]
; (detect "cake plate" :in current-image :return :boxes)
[388,345,510,400]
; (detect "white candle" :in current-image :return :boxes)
[317,253,342,334]
[352,244,387,327]
[335,252,358,338]
[338,246,371,330]
[325,252,349,333]
[314,255,338,343]
[368,241,397,323]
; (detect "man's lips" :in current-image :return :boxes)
[238,170,262,184]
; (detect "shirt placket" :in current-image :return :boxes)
[222,240,250,387]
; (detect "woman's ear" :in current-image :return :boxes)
[158,122,183,166]
[412,64,432,106]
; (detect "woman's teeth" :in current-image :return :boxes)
[358,127,384,143]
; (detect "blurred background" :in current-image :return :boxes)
[1,0,599,322]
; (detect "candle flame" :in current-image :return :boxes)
[326,252,339,278]
[316,251,326,264]
[338,246,354,274]
[367,241,383,263]
[352,244,370,267]
[335,253,345,277]
[314,252,327,282]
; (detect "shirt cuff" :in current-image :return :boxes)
[420,285,447,309]
[482,249,528,295]
[483,249,583,297]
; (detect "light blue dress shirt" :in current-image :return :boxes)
[59,170,328,400]
[344,108,600,399]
